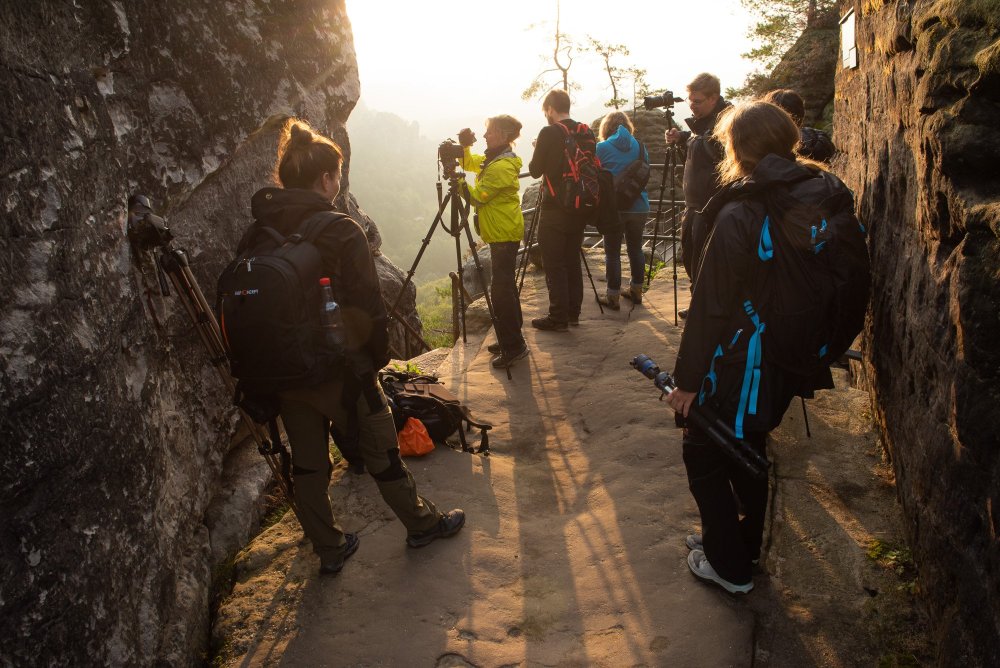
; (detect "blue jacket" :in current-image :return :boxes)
[596,125,650,213]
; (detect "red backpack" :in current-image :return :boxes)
[546,122,601,212]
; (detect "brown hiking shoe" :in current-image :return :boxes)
[597,292,620,311]
[620,284,643,304]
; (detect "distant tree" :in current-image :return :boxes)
[624,66,652,115]
[587,37,630,109]
[522,0,578,100]
[729,0,837,99]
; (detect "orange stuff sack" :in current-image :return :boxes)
[398,417,435,456]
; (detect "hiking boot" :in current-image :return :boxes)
[621,284,643,304]
[678,308,689,319]
[487,342,502,355]
[687,549,754,594]
[492,346,529,369]
[597,292,620,311]
[685,534,759,565]
[531,316,568,332]
[319,532,360,575]
[406,509,466,548]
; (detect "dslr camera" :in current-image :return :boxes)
[438,139,465,179]
[643,91,684,110]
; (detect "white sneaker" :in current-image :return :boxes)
[687,549,754,594]
[686,534,759,566]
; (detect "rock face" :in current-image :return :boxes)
[761,6,840,125]
[0,2,415,664]
[834,2,1000,664]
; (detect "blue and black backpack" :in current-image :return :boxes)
[697,172,871,438]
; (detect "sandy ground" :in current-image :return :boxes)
[213,257,908,667]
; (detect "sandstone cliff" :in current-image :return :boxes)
[834,1,1000,663]
[0,1,414,664]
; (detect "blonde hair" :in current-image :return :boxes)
[714,102,818,185]
[274,118,343,189]
[687,72,721,98]
[598,111,634,141]
[487,114,523,144]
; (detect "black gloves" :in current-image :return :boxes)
[458,128,476,147]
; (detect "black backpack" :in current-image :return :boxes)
[613,141,651,209]
[696,170,870,439]
[546,122,601,213]
[378,370,493,455]
[217,212,349,395]
[754,184,870,376]
[594,168,621,236]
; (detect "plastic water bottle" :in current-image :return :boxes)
[318,277,345,348]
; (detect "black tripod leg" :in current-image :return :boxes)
[669,146,679,326]
[517,186,543,295]
[580,248,603,315]
[387,192,451,319]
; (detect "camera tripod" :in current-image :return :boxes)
[647,106,682,325]
[126,195,300,519]
[515,182,604,315]
[386,172,507,371]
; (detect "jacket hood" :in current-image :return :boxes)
[702,154,852,223]
[250,187,335,229]
[744,154,851,205]
[608,125,636,152]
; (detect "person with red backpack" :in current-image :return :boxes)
[666,102,870,594]
[228,119,465,575]
[527,89,599,331]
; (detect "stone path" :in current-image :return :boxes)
[213,260,907,667]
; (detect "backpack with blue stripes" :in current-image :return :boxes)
[698,181,870,439]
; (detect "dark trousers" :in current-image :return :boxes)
[538,207,585,323]
[682,424,768,585]
[489,241,525,353]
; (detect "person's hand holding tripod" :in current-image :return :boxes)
[665,128,682,144]
[666,387,696,418]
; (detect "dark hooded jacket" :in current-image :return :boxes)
[679,97,731,211]
[673,154,866,434]
[676,97,732,277]
[241,187,390,369]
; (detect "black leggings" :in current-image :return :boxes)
[682,424,768,585]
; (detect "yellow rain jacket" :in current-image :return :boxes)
[461,147,524,244]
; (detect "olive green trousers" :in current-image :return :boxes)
[279,376,439,564]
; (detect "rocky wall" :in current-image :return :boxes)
[0,1,415,664]
[833,1,1000,663]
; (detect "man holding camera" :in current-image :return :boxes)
[527,89,593,331]
[665,73,731,305]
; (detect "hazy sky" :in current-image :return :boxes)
[347,0,758,144]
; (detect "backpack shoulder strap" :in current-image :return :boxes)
[296,211,352,243]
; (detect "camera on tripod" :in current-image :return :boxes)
[438,139,465,179]
[643,90,684,110]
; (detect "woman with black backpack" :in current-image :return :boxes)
[238,119,465,575]
[595,111,650,309]
[666,102,869,594]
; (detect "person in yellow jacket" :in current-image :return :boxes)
[458,115,528,368]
